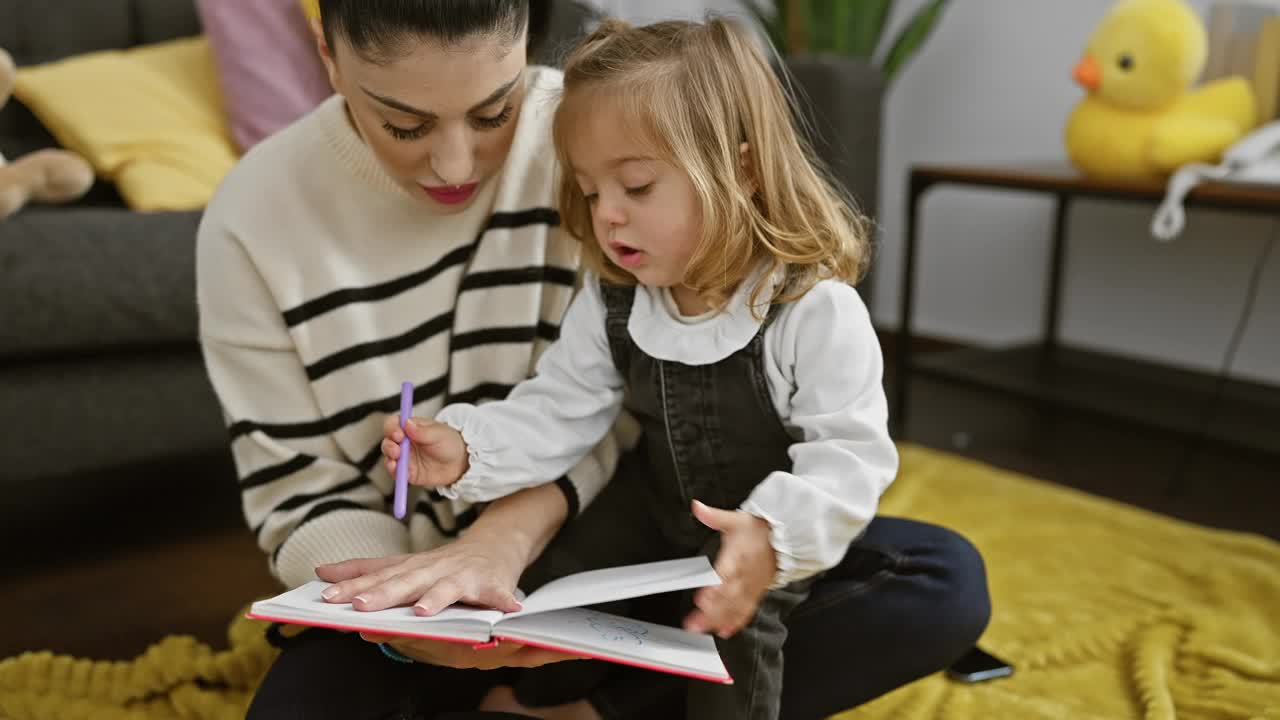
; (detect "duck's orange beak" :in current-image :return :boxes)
[1073,55,1101,91]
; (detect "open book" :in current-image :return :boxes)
[248,556,731,684]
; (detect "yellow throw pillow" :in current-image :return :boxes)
[12,36,238,212]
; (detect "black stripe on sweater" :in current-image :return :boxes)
[413,500,480,538]
[305,311,455,382]
[269,497,374,564]
[282,245,472,329]
[489,206,560,230]
[228,375,448,440]
[261,476,373,520]
[257,477,373,540]
[446,382,517,407]
[240,455,317,490]
[357,441,384,475]
[459,265,577,293]
[555,476,580,519]
[450,321,561,353]
[252,476,371,538]
[280,208,559,328]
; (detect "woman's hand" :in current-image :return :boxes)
[318,479,571,616]
[316,531,524,614]
[359,633,582,670]
[382,414,470,489]
[683,500,778,639]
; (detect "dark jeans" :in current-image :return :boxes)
[245,516,991,720]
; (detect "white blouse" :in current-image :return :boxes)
[436,270,899,586]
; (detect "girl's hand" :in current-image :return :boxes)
[358,634,582,670]
[316,530,523,615]
[382,415,470,489]
[683,500,778,639]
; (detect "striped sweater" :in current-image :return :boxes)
[196,67,634,589]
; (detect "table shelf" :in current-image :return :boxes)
[911,344,1280,457]
[894,164,1280,451]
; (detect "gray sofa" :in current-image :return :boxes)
[0,0,594,535]
[0,2,223,531]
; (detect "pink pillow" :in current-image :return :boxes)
[197,0,333,152]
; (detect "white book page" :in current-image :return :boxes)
[249,581,506,642]
[515,557,721,618]
[494,607,730,683]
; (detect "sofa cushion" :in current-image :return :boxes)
[196,0,332,153]
[0,350,229,483]
[0,0,199,66]
[13,35,239,212]
[0,4,138,67]
[0,206,202,359]
[0,0,201,166]
[132,0,204,46]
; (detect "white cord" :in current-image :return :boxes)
[1151,162,1233,241]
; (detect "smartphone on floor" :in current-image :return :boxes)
[946,646,1014,683]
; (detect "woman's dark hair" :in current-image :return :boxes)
[319,0,544,63]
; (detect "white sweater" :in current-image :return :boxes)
[437,270,899,586]
[196,67,635,589]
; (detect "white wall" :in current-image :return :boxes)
[585,0,1279,385]
[874,0,1279,385]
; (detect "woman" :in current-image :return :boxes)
[195,2,991,718]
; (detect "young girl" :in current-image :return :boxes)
[383,16,898,720]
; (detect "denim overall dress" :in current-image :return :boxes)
[587,281,816,720]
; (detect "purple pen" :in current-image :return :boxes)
[394,381,412,519]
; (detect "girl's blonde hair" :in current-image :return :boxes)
[552,17,872,313]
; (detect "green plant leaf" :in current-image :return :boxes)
[846,0,893,58]
[881,0,947,80]
[809,0,837,53]
[832,0,851,54]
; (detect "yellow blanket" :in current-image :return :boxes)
[2,444,1277,719]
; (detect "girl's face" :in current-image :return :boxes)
[320,32,527,214]
[568,102,704,299]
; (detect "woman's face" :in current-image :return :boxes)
[320,31,527,213]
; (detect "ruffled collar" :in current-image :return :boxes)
[626,265,777,365]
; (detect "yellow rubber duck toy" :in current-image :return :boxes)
[1065,0,1257,183]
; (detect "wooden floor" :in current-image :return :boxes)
[4,348,1276,661]
[1,454,279,660]
[897,373,1278,540]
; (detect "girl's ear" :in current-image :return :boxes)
[739,142,759,196]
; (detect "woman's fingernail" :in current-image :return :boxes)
[321,587,338,600]
[354,595,370,606]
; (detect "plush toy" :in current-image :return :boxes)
[1065,0,1257,183]
[0,48,94,219]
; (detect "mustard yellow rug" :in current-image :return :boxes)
[2,444,1277,719]
[838,445,1280,720]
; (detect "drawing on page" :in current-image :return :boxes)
[583,612,649,646]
